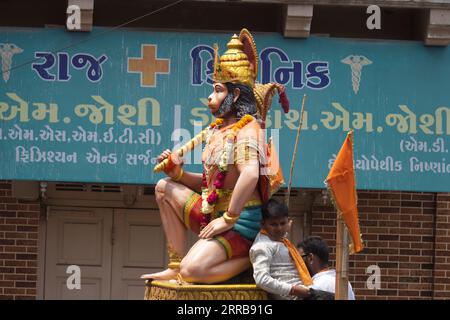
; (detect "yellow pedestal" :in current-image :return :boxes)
[145,280,268,300]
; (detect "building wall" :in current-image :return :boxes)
[0,1,437,41]
[311,190,450,300]
[433,193,450,299]
[1,181,449,300]
[0,181,40,300]
[1,1,449,300]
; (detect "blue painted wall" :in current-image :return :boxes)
[0,28,449,192]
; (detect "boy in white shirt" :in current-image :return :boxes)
[249,199,312,300]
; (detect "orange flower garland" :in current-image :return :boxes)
[201,115,254,216]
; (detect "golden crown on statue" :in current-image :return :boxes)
[153,28,290,175]
[213,28,258,88]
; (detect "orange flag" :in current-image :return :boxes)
[325,131,364,254]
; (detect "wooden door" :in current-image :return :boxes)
[44,207,113,299]
[110,209,166,299]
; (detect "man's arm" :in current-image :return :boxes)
[304,288,335,300]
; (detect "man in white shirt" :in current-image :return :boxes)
[297,236,355,300]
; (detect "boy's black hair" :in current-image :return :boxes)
[297,236,330,266]
[262,198,289,220]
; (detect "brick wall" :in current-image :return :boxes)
[311,190,450,300]
[433,193,450,299]
[1,182,449,300]
[0,181,40,300]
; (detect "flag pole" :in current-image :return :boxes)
[326,130,361,300]
[335,216,349,300]
[285,94,307,209]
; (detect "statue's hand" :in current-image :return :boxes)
[158,149,183,179]
[198,217,234,239]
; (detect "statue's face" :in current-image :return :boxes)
[208,83,234,118]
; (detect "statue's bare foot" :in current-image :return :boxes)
[140,268,179,281]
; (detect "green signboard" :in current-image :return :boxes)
[0,27,449,192]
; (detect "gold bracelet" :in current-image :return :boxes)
[172,168,184,181]
[223,211,239,224]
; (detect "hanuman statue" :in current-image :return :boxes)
[141,29,288,284]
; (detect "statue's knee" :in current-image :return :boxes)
[155,178,169,202]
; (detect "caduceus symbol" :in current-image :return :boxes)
[341,55,372,94]
[0,43,23,83]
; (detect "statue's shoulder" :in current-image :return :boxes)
[237,117,262,139]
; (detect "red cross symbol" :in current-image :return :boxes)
[128,44,170,87]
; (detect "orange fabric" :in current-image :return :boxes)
[259,137,285,203]
[260,230,313,286]
[325,131,364,253]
